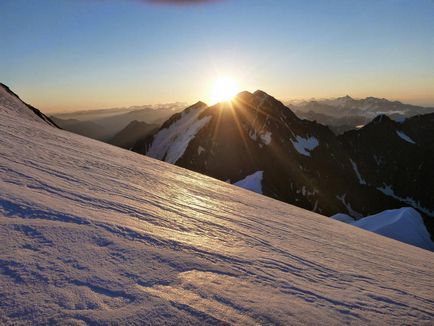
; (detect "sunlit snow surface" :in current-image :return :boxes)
[1,88,434,324]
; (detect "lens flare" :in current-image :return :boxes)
[210,77,239,104]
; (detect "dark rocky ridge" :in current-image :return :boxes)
[339,114,434,230]
[134,90,407,219]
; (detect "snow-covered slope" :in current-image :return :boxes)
[233,171,264,194]
[352,208,434,251]
[332,208,434,251]
[145,101,209,164]
[1,87,434,324]
[0,83,58,127]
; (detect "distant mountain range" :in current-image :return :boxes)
[51,117,112,140]
[292,95,434,117]
[291,96,434,134]
[108,120,159,149]
[51,103,186,141]
[132,90,434,240]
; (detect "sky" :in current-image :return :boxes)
[0,0,433,112]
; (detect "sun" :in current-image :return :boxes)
[210,76,240,104]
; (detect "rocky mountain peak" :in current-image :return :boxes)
[370,114,394,125]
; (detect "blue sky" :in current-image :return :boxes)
[0,0,433,112]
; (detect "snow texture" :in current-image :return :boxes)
[233,171,264,194]
[1,86,434,324]
[396,131,416,144]
[146,107,211,164]
[0,86,50,125]
[291,136,319,157]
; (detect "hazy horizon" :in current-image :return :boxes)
[1,0,433,112]
[50,92,434,116]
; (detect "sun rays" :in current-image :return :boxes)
[209,76,240,104]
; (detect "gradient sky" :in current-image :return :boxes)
[1,0,433,112]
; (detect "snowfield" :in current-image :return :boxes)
[331,208,434,251]
[352,208,434,251]
[1,86,434,325]
[233,171,264,194]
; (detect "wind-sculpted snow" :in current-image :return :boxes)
[1,94,434,325]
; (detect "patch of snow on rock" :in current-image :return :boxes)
[350,159,367,185]
[260,131,272,145]
[336,194,363,218]
[197,146,205,155]
[396,131,416,144]
[291,136,319,157]
[248,129,257,141]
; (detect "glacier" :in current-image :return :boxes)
[1,85,434,324]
